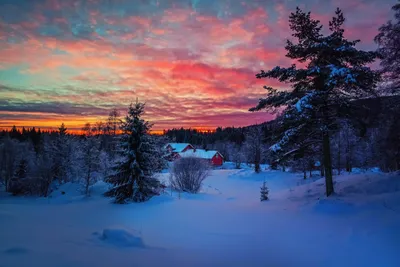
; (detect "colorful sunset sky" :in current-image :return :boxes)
[0,0,395,132]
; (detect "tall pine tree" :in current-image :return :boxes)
[250,8,380,196]
[105,101,161,203]
[51,123,70,183]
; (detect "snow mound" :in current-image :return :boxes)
[313,198,356,214]
[340,174,400,195]
[285,172,400,201]
[99,228,144,248]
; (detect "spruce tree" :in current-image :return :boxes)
[375,1,400,93]
[105,101,161,203]
[51,123,70,183]
[250,8,380,196]
[260,181,269,201]
[59,123,67,136]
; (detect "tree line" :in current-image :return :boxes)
[0,105,167,202]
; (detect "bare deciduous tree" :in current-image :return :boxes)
[169,157,210,193]
[244,126,264,173]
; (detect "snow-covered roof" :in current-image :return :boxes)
[164,143,193,152]
[179,149,223,159]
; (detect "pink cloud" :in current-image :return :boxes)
[0,0,390,130]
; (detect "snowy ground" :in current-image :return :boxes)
[1,165,400,267]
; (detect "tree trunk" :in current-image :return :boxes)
[254,148,261,173]
[85,173,90,196]
[323,133,334,196]
[346,155,352,172]
[320,163,325,177]
[5,176,9,192]
[345,127,352,173]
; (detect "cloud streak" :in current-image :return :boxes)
[0,0,394,130]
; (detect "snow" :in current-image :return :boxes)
[336,45,356,52]
[270,127,299,152]
[270,143,281,152]
[307,65,321,74]
[327,64,358,86]
[1,167,400,267]
[98,228,144,248]
[179,149,222,159]
[295,92,315,112]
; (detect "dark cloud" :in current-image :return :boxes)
[0,99,110,116]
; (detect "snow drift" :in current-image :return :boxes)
[98,227,144,248]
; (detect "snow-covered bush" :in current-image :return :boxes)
[169,157,210,193]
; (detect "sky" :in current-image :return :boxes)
[0,0,395,133]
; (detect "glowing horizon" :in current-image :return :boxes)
[0,0,393,131]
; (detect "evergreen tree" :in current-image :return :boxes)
[50,123,71,183]
[14,159,28,180]
[59,123,67,136]
[260,181,269,201]
[375,1,400,93]
[105,102,161,203]
[250,8,380,196]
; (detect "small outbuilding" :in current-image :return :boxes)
[164,143,195,153]
[178,149,224,166]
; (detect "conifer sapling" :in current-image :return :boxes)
[260,181,269,201]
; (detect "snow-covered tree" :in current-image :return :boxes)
[105,102,161,203]
[375,1,400,93]
[260,181,269,201]
[147,135,168,173]
[80,136,101,196]
[14,159,28,180]
[0,137,18,191]
[32,139,56,197]
[250,8,380,196]
[50,123,71,183]
[99,150,113,180]
[227,142,245,169]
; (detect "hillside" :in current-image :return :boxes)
[1,166,400,267]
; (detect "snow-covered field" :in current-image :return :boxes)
[1,165,400,267]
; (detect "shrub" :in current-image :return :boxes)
[169,157,210,193]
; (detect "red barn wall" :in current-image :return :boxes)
[211,154,223,166]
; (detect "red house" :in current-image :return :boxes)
[163,143,195,161]
[178,149,224,166]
